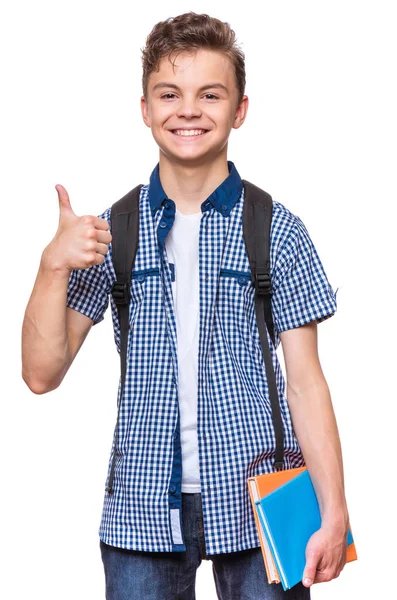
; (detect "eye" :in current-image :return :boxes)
[161,93,177,100]
[203,94,219,100]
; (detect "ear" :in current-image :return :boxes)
[233,95,249,130]
[140,95,151,128]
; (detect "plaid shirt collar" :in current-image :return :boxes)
[148,160,243,218]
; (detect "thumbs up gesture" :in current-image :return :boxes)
[43,184,112,274]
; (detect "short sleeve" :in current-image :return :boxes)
[66,208,112,325]
[66,260,110,325]
[271,215,338,335]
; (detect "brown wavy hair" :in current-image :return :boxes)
[141,12,246,105]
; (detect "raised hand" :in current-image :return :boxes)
[44,184,112,273]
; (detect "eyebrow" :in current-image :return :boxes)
[152,82,229,94]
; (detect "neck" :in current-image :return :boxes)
[158,150,230,214]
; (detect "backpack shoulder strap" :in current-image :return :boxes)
[242,180,275,346]
[110,184,142,302]
[242,179,284,469]
[106,184,142,494]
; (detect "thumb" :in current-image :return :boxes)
[55,184,74,218]
[302,551,319,587]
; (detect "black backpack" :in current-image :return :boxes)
[105,180,284,495]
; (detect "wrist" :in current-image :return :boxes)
[41,245,72,278]
[321,507,349,533]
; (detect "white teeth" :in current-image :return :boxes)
[173,129,206,136]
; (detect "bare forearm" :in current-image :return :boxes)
[287,376,349,530]
[22,248,71,393]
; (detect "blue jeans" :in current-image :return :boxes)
[100,492,310,600]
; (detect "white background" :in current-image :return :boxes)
[1,1,396,598]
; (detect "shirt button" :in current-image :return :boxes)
[238,277,247,286]
[170,484,176,494]
[164,201,170,209]
[137,275,145,283]
[159,221,167,228]
[221,205,227,211]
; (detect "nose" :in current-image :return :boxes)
[176,95,202,119]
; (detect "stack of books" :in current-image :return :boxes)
[247,467,357,591]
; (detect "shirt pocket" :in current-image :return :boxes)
[218,267,267,365]
[129,267,160,330]
[218,268,275,416]
[219,268,252,287]
[218,268,255,336]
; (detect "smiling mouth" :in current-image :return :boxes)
[170,129,209,139]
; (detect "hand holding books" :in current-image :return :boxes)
[247,467,357,591]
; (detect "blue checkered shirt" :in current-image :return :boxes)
[66,161,338,554]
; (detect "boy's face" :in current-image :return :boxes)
[141,48,248,166]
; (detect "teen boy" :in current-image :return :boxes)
[22,12,349,600]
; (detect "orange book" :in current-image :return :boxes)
[247,467,357,585]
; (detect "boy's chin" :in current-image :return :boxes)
[159,147,218,166]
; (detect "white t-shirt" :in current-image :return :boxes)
[165,208,202,493]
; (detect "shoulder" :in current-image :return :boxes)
[272,199,309,238]
[98,206,111,223]
[270,199,312,266]
[97,184,150,228]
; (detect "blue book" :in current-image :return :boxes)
[255,469,354,591]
